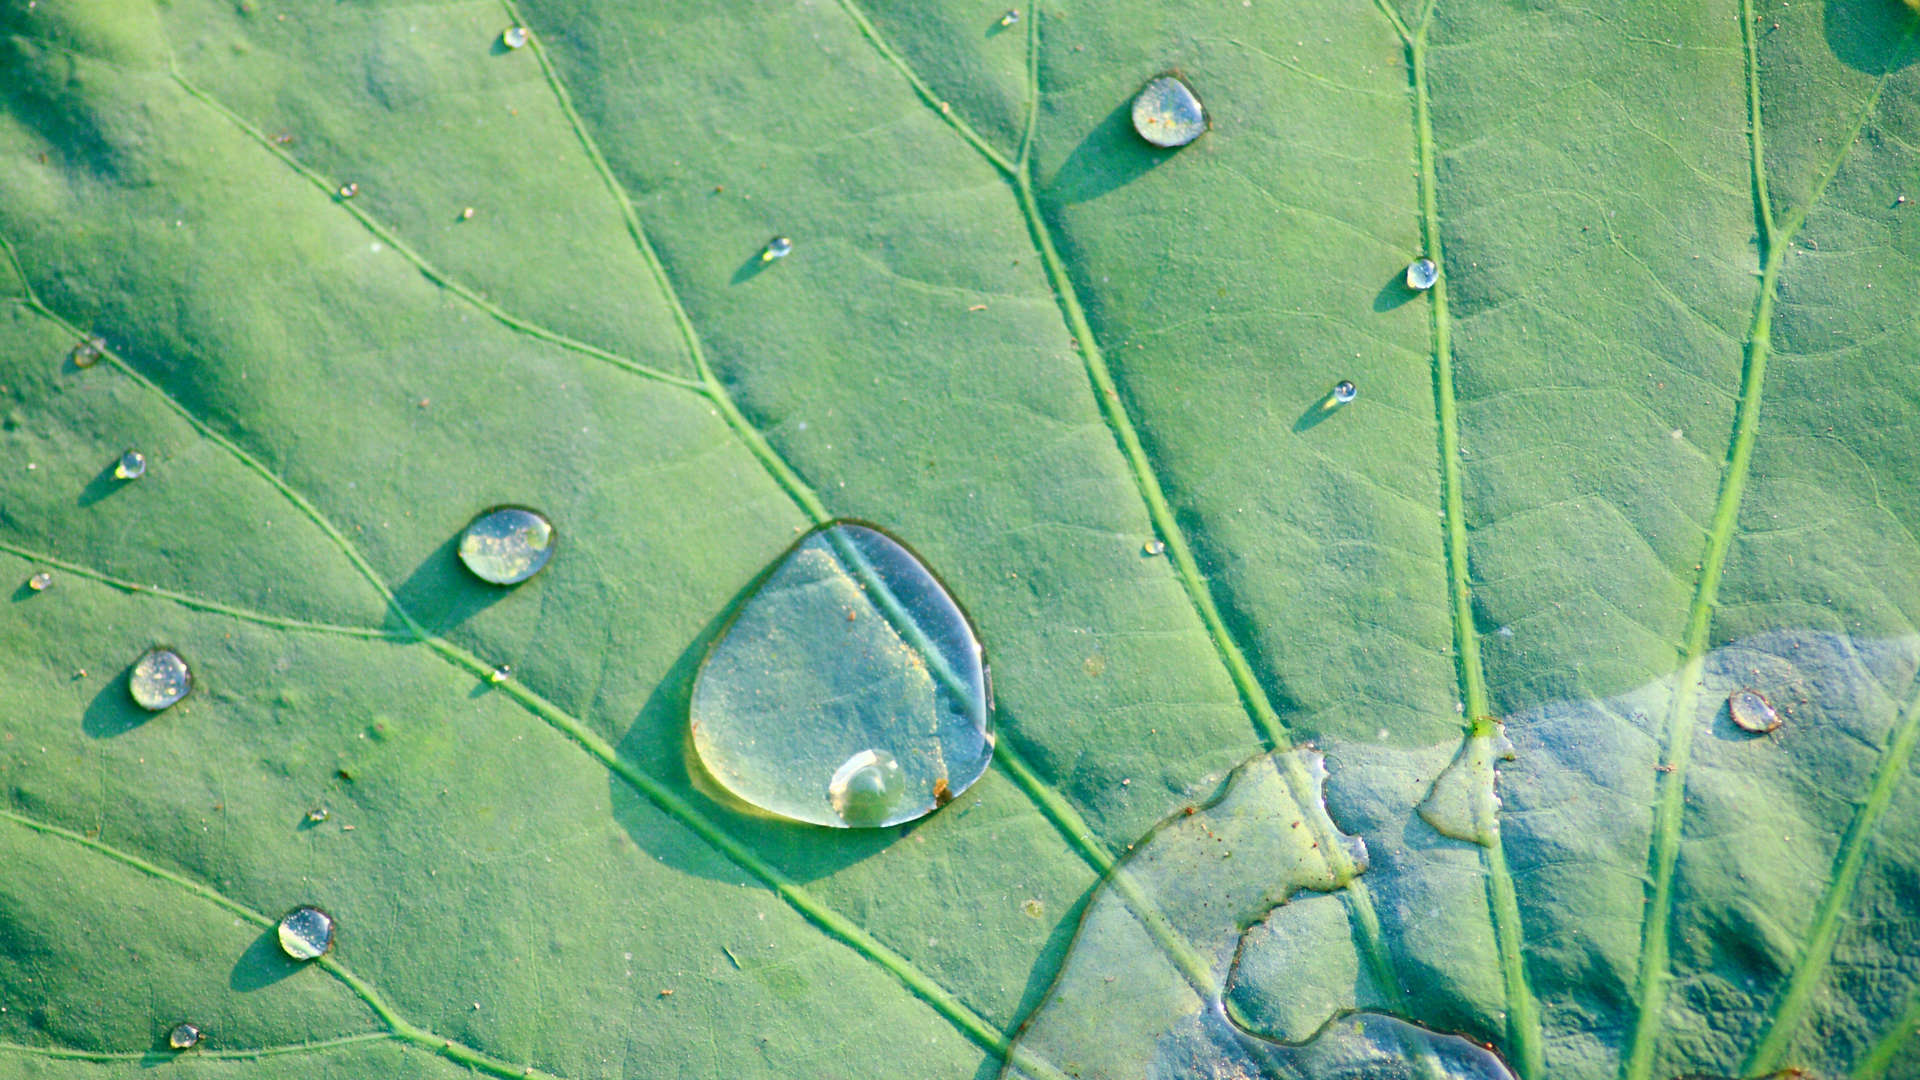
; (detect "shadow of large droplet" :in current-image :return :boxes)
[1825,0,1920,74]
[1047,99,1183,205]
[81,661,148,738]
[388,530,513,635]
[228,926,303,992]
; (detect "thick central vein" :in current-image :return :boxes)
[1620,33,1910,1080]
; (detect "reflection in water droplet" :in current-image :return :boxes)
[71,337,104,368]
[760,236,793,262]
[1332,380,1358,404]
[1131,76,1206,148]
[828,749,904,825]
[1407,258,1438,290]
[999,9,1020,25]
[26,571,52,592]
[129,648,191,711]
[458,507,555,585]
[1418,720,1515,846]
[114,450,147,480]
[1729,688,1781,733]
[502,25,529,49]
[277,906,334,960]
[168,1023,201,1050]
[690,522,993,828]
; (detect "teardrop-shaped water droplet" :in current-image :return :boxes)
[277,906,333,960]
[1131,76,1206,148]
[114,450,147,480]
[457,507,555,585]
[168,1023,201,1050]
[129,648,191,711]
[501,25,529,49]
[760,236,793,262]
[1729,688,1780,733]
[1418,721,1514,846]
[690,522,993,828]
[26,571,52,592]
[1406,258,1438,290]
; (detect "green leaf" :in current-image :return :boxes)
[1,0,1917,1078]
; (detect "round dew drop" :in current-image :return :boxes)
[1729,688,1781,733]
[114,450,146,480]
[129,648,192,711]
[760,236,793,262]
[277,906,334,960]
[1131,76,1206,148]
[1332,380,1358,404]
[26,571,52,592]
[999,9,1020,25]
[502,25,530,49]
[1407,258,1439,290]
[458,507,555,585]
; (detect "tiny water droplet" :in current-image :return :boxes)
[461,206,476,220]
[114,449,147,480]
[1406,257,1438,290]
[1143,539,1166,556]
[760,236,793,262]
[501,25,529,49]
[999,8,1020,25]
[26,571,52,592]
[1332,380,1357,404]
[828,749,905,826]
[457,506,555,585]
[168,1023,201,1050]
[1729,688,1780,733]
[690,522,994,828]
[305,806,330,824]
[489,664,511,684]
[277,906,334,960]
[1131,76,1206,148]
[338,182,359,199]
[1021,898,1044,918]
[70,336,105,368]
[129,648,191,711]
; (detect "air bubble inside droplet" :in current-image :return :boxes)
[690,522,994,828]
[1729,688,1780,733]
[277,906,334,960]
[1407,258,1438,290]
[1131,76,1206,148]
[502,25,529,48]
[114,450,146,480]
[457,507,555,585]
[168,1023,201,1050]
[129,648,191,711]
[760,236,793,262]
[828,749,904,826]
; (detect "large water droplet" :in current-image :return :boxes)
[168,1023,201,1050]
[690,522,993,828]
[1131,76,1206,148]
[114,450,147,480]
[457,506,555,585]
[1332,380,1358,404]
[1729,688,1781,733]
[1406,258,1438,290]
[277,906,333,960]
[1418,720,1514,846]
[129,648,191,711]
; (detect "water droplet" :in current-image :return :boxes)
[1131,76,1206,148]
[1021,898,1044,917]
[1729,688,1781,733]
[277,906,333,960]
[1406,258,1438,290]
[827,749,905,826]
[457,506,555,585]
[760,236,793,262]
[1418,720,1514,846]
[501,25,529,49]
[70,336,105,368]
[1332,380,1358,404]
[999,9,1020,25]
[128,648,191,711]
[338,182,359,199]
[1143,539,1166,556]
[26,571,52,592]
[461,206,476,220]
[305,806,330,824]
[168,1023,201,1050]
[488,664,512,684]
[690,522,994,828]
[114,450,147,480]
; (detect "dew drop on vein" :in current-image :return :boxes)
[168,1023,201,1050]
[70,336,104,369]
[689,522,993,828]
[114,449,146,480]
[457,506,555,585]
[1131,76,1206,148]
[501,25,529,49]
[129,648,191,711]
[277,906,334,960]
[1406,257,1438,290]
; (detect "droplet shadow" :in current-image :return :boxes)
[1047,99,1181,205]
[1372,267,1421,313]
[10,579,44,602]
[228,925,303,992]
[81,662,149,738]
[387,529,514,636]
[730,251,776,286]
[76,459,131,508]
[1292,394,1349,434]
[1824,0,1920,74]
[984,13,1017,37]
